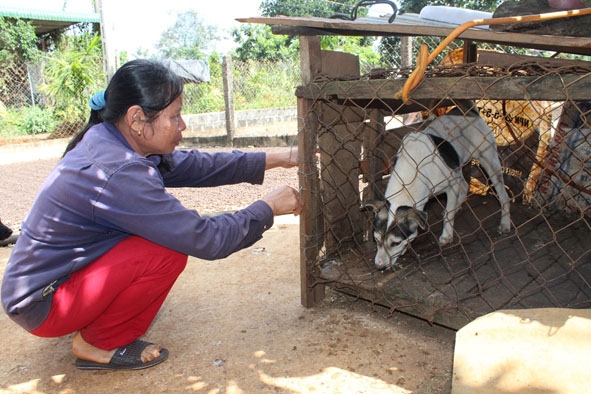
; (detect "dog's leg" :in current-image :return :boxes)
[439,172,468,245]
[478,149,512,234]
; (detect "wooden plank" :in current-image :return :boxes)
[238,14,591,56]
[321,50,360,79]
[463,42,478,63]
[296,74,591,102]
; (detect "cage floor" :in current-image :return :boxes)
[318,194,591,330]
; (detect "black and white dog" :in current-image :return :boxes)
[366,105,511,270]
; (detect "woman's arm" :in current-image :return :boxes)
[265,148,298,170]
[162,150,266,187]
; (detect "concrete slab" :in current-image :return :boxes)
[452,308,591,393]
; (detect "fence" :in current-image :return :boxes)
[296,39,591,329]
[0,56,301,141]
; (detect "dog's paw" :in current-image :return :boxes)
[497,223,511,235]
[438,234,453,245]
[497,217,511,234]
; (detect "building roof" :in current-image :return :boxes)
[0,6,100,35]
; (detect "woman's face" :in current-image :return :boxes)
[140,95,186,156]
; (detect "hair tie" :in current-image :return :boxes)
[89,90,106,111]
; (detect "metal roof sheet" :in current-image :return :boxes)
[162,59,211,84]
[0,6,100,34]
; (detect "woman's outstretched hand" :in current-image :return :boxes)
[262,186,303,216]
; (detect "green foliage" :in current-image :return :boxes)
[320,35,384,71]
[183,54,225,113]
[234,0,379,66]
[181,55,299,114]
[39,33,104,124]
[232,25,299,62]
[232,59,299,110]
[0,17,41,65]
[0,104,56,137]
[17,106,57,135]
[156,10,218,60]
[0,102,19,136]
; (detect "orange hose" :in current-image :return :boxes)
[395,43,428,101]
[397,7,591,102]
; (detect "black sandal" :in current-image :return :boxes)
[75,339,168,370]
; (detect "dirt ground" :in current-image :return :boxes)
[0,144,456,394]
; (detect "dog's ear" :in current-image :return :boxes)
[362,200,387,213]
[394,206,428,233]
[407,208,428,230]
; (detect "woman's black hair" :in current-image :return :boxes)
[63,59,184,156]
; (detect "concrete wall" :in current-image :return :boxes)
[184,107,297,132]
[0,107,300,163]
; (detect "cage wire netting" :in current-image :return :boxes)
[296,45,591,329]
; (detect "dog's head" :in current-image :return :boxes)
[365,201,428,270]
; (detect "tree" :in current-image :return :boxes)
[233,0,380,69]
[155,10,218,60]
[232,24,299,62]
[0,17,41,65]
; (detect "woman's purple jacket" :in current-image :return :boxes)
[1,122,273,331]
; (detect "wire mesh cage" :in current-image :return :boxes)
[296,46,591,329]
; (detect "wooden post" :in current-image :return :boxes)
[222,55,235,146]
[463,41,478,63]
[365,109,386,202]
[400,36,413,124]
[300,36,322,85]
[298,36,325,308]
[400,36,413,68]
[298,36,363,307]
